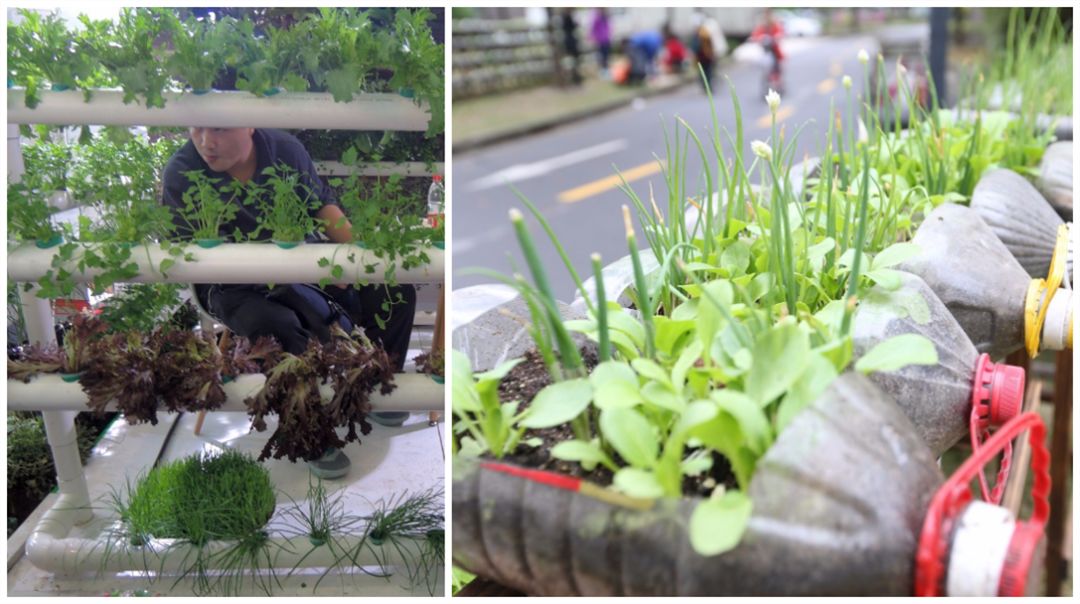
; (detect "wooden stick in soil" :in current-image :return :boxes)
[1045,348,1072,596]
[430,285,444,426]
[1001,379,1042,515]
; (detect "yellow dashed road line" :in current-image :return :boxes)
[557,161,665,203]
[755,104,795,129]
[817,78,837,94]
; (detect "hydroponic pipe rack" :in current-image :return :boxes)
[8,242,444,285]
[8,88,431,132]
[7,373,443,413]
[8,74,445,595]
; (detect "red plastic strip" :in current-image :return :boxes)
[480,461,583,492]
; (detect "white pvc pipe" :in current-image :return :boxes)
[17,283,97,526]
[315,161,445,177]
[8,242,443,285]
[8,123,24,182]
[25,495,432,574]
[7,373,444,413]
[7,88,431,132]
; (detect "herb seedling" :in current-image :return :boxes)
[249,165,323,243]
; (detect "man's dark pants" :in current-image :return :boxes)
[198,283,417,371]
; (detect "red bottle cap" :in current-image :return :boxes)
[997,521,1046,596]
[433,174,443,182]
[971,354,1025,428]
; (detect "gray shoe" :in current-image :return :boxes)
[371,411,410,427]
[308,448,350,480]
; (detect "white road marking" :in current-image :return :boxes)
[465,139,629,192]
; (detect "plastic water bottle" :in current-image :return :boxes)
[852,270,1025,459]
[899,203,1073,359]
[427,174,444,228]
[969,168,1072,284]
[452,373,1050,596]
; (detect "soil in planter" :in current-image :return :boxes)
[488,347,738,498]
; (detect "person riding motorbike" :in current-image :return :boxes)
[751,9,785,95]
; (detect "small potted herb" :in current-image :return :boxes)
[245,326,395,463]
[176,170,244,247]
[163,14,227,94]
[249,165,323,248]
[7,9,97,106]
[414,349,444,384]
[85,8,171,109]
[21,139,73,210]
[80,329,159,423]
[7,313,107,383]
[7,180,62,248]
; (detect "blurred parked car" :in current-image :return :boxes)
[776,9,822,37]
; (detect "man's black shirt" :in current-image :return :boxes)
[162,128,339,242]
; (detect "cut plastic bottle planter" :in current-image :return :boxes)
[852,270,1025,457]
[452,372,1049,596]
[969,168,1072,284]
[1036,141,1073,218]
[900,203,1073,359]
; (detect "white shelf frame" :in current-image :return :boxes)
[8,81,445,592]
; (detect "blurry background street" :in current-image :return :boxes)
[451,7,1044,300]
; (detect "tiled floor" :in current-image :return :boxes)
[8,347,445,597]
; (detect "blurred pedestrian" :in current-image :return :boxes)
[661,24,688,73]
[560,8,583,85]
[590,8,612,77]
[751,8,785,95]
[622,29,662,85]
[693,10,724,90]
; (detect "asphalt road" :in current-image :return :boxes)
[453,34,881,301]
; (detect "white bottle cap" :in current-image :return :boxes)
[946,501,1015,596]
[1041,287,1073,350]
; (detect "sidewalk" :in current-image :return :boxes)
[453,73,692,151]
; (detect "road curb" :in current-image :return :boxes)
[454,78,693,153]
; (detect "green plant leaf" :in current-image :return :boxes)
[599,407,658,469]
[474,357,524,384]
[775,354,839,433]
[689,490,752,556]
[450,350,480,413]
[672,339,704,391]
[589,361,644,410]
[871,242,921,270]
[854,333,939,374]
[864,268,902,290]
[631,358,671,387]
[745,321,810,407]
[612,467,664,498]
[720,240,751,275]
[711,390,772,455]
[675,399,719,436]
[697,280,734,359]
[681,451,713,476]
[641,382,685,413]
[550,440,608,466]
[519,378,592,429]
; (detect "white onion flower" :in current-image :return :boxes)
[842,75,852,90]
[751,140,773,161]
[766,88,781,113]
[858,49,869,64]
